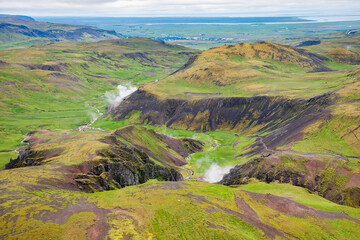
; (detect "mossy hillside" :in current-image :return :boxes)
[291,72,360,157]
[1,170,360,240]
[0,125,359,238]
[103,126,204,175]
[112,43,360,163]
[0,38,197,166]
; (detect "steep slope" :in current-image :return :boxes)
[112,89,331,136]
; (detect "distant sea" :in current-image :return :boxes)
[35,16,360,26]
[34,17,312,26]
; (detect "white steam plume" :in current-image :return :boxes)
[203,164,232,183]
[105,84,137,108]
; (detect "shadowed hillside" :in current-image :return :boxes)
[0,16,124,49]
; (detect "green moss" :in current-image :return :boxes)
[292,117,360,156]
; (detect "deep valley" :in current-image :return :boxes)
[0,14,360,240]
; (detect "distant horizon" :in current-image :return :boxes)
[2,14,360,22]
[2,0,360,18]
[31,15,360,26]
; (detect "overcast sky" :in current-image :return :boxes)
[1,0,360,17]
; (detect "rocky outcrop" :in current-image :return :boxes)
[220,155,360,207]
[5,148,64,169]
[75,145,183,193]
[104,126,204,167]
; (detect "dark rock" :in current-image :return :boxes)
[111,90,332,153]
[297,40,321,47]
[76,143,184,192]
[5,148,64,169]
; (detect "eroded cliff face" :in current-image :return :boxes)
[111,90,332,152]
[220,154,360,207]
[75,145,184,192]
[6,148,64,169]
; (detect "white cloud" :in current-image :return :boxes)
[1,0,359,16]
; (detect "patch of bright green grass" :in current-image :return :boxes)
[292,117,360,156]
[0,152,17,170]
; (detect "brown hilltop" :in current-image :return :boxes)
[142,41,335,98]
[178,41,331,73]
[328,47,360,64]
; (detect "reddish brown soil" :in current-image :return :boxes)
[162,150,187,166]
[205,221,230,231]
[37,198,110,240]
[42,147,65,160]
[348,173,360,187]
[184,193,286,239]
[159,134,189,158]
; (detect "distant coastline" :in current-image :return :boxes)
[35,16,360,26]
[34,16,312,25]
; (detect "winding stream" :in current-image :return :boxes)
[182,157,193,180]
[76,104,104,131]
